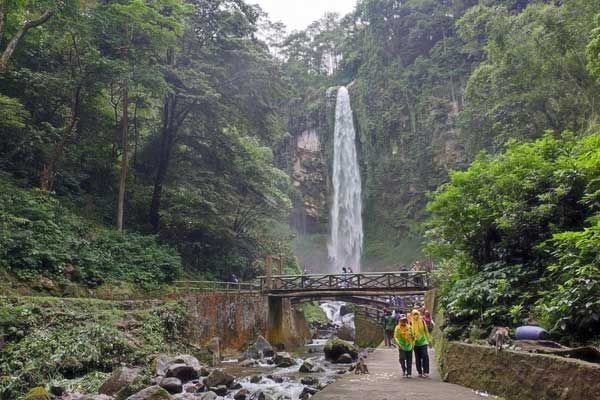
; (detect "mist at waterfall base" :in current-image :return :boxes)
[329,86,363,273]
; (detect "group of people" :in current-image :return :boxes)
[382,307,434,378]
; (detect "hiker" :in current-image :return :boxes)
[423,309,434,332]
[341,267,348,288]
[382,309,396,347]
[411,309,431,378]
[394,314,414,378]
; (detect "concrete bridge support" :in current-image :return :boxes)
[266,296,311,350]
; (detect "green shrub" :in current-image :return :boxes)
[0,178,181,289]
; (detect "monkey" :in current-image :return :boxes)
[492,327,510,353]
[354,357,369,374]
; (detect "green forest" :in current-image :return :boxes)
[1,0,600,389]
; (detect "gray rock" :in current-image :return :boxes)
[172,355,202,370]
[250,390,273,400]
[174,394,199,400]
[324,337,358,363]
[198,366,211,377]
[156,355,174,376]
[273,352,295,368]
[206,369,234,388]
[240,345,260,361]
[126,386,173,400]
[336,353,353,364]
[300,377,318,386]
[99,367,141,396]
[212,385,228,396]
[234,388,250,400]
[253,336,274,358]
[196,392,219,400]
[250,375,261,384]
[166,363,199,383]
[239,359,259,367]
[160,377,183,394]
[230,382,243,390]
[299,360,315,373]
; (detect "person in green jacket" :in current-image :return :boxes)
[382,309,396,347]
[394,314,414,377]
[411,309,432,378]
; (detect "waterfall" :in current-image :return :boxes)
[329,86,363,272]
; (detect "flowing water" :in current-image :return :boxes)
[329,86,363,273]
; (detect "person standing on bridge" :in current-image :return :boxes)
[411,309,431,378]
[394,314,414,378]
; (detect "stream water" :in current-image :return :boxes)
[221,301,355,400]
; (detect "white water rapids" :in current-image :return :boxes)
[329,86,363,273]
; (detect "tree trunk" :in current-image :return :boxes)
[0,10,53,73]
[116,80,129,232]
[149,93,177,231]
[40,86,82,191]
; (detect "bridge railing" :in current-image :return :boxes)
[259,271,431,292]
[173,280,260,295]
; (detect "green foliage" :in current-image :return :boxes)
[0,297,190,399]
[0,177,181,288]
[427,133,600,342]
[296,301,328,325]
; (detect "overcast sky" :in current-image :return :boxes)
[252,0,357,32]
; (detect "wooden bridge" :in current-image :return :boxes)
[259,271,432,298]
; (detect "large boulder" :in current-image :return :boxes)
[299,359,324,373]
[155,355,174,377]
[166,364,199,383]
[160,377,183,394]
[205,369,234,388]
[196,392,219,400]
[253,336,274,358]
[126,386,173,400]
[336,353,353,364]
[99,367,141,396]
[324,337,358,363]
[273,352,295,368]
[172,355,202,371]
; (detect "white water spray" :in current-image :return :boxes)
[329,86,363,272]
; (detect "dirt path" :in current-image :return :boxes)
[313,347,496,400]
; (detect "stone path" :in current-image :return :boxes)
[313,347,493,400]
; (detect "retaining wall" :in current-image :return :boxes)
[441,342,600,400]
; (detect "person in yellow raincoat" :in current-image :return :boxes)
[394,314,414,378]
[411,309,432,378]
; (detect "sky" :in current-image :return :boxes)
[252,0,357,32]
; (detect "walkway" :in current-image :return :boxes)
[313,347,495,400]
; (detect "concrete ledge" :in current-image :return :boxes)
[442,342,600,400]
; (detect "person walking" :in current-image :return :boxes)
[394,314,414,378]
[410,309,432,378]
[382,309,396,347]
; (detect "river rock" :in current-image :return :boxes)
[156,355,174,376]
[196,392,218,400]
[206,369,234,387]
[273,352,295,368]
[172,355,202,370]
[212,385,228,396]
[300,386,318,399]
[234,389,250,400]
[230,382,243,390]
[126,386,173,400]
[265,375,284,383]
[250,375,262,384]
[240,345,260,361]
[301,377,318,385]
[166,363,199,383]
[299,359,324,373]
[250,390,273,400]
[324,337,358,363]
[160,377,183,394]
[99,367,141,396]
[174,394,199,400]
[336,353,353,364]
[239,359,259,367]
[254,335,274,357]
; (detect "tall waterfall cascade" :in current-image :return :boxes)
[328,86,363,272]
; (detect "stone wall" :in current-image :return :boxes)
[441,342,600,400]
[184,293,310,351]
[354,312,383,348]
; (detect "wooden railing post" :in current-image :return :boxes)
[265,255,272,290]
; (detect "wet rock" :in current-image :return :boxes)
[196,392,218,400]
[265,375,283,383]
[166,364,199,383]
[126,385,173,400]
[336,325,355,342]
[239,359,259,367]
[240,346,260,361]
[301,377,318,386]
[234,388,250,400]
[206,369,234,388]
[300,386,318,399]
[273,352,295,368]
[174,394,198,400]
[156,355,174,376]
[336,353,353,364]
[99,367,141,396]
[198,366,211,377]
[250,375,262,384]
[184,382,202,393]
[324,337,358,363]
[212,385,228,396]
[230,382,243,390]
[172,355,202,370]
[250,390,273,400]
[254,335,274,358]
[160,377,183,394]
[299,359,324,373]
